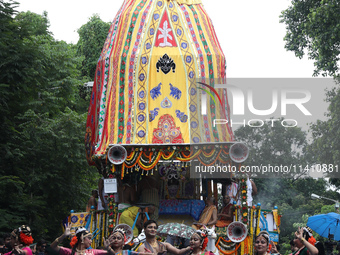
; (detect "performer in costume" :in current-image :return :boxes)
[189,230,213,255]
[109,227,152,255]
[292,227,318,255]
[137,220,191,255]
[192,197,217,230]
[50,223,114,255]
[254,231,271,255]
[216,195,233,227]
[5,225,34,255]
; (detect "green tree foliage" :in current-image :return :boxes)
[77,14,110,80]
[309,84,340,191]
[234,120,330,243]
[280,0,340,77]
[0,1,99,239]
[15,10,51,37]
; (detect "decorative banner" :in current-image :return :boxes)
[155,10,177,47]
[85,0,233,165]
[69,212,90,235]
[269,231,279,243]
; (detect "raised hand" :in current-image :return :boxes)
[295,227,303,240]
[103,237,111,249]
[64,223,72,236]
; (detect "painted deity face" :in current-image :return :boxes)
[255,236,268,254]
[144,223,158,238]
[190,234,201,249]
[111,232,124,249]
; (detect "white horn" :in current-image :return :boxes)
[108,145,127,164]
[229,143,249,163]
[226,221,248,243]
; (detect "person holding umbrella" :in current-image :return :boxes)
[137,220,191,255]
[292,227,319,255]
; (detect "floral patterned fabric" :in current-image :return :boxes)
[157,223,196,239]
[85,0,234,166]
[159,199,205,220]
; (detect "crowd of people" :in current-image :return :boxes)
[1,220,334,255]
[0,220,212,255]
[1,174,334,255]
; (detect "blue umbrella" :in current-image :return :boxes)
[307,212,340,241]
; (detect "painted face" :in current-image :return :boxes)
[255,236,268,253]
[293,237,303,248]
[190,234,201,249]
[83,236,92,248]
[111,233,124,248]
[144,223,158,237]
[10,236,17,247]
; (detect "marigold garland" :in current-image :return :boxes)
[256,206,261,236]
[123,151,142,168]
[234,205,238,221]
[126,150,135,160]
[217,155,229,164]
[249,207,255,255]
[216,242,241,255]
[244,236,250,254]
[197,149,222,166]
[138,152,162,171]
[176,150,201,162]
[162,150,175,160]
[239,176,248,225]
[216,237,236,250]
[107,194,117,235]
[121,146,236,173]
[200,147,216,157]
[179,150,193,158]
[241,238,244,255]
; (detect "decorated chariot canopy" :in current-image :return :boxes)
[85,0,235,168]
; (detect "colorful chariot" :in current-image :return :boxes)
[79,0,282,254]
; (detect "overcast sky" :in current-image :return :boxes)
[16,0,334,132]
[17,0,318,78]
[16,0,336,179]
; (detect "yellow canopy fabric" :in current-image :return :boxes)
[85,0,233,164]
